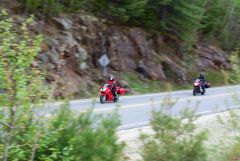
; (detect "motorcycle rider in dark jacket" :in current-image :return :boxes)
[198,73,206,91]
[107,75,117,99]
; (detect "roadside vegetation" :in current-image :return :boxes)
[220,49,240,161]
[0,11,124,161]
[140,103,208,161]
[121,72,173,94]
[121,70,224,95]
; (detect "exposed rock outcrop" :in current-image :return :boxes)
[196,44,230,70]
[6,10,231,97]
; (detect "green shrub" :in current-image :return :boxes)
[140,105,208,161]
[222,50,240,85]
[219,50,240,161]
[0,10,46,161]
[35,105,124,161]
[18,0,85,15]
[0,11,124,161]
[224,142,240,161]
[89,0,147,23]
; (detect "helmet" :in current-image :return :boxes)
[109,75,115,81]
[199,73,204,78]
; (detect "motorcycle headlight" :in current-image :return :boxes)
[193,83,198,86]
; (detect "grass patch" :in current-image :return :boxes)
[225,142,240,161]
[121,69,225,95]
[121,72,170,94]
[186,69,225,87]
[73,69,226,99]
[205,69,225,86]
[121,72,193,94]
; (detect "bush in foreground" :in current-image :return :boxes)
[140,104,208,161]
[0,11,124,161]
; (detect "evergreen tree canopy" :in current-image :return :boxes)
[18,0,240,49]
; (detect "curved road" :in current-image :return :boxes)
[40,85,240,130]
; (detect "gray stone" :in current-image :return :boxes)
[52,16,72,30]
[37,53,49,63]
[80,62,87,70]
[77,47,88,61]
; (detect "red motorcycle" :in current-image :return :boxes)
[99,84,125,104]
[193,79,211,96]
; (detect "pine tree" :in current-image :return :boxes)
[166,0,205,43]
[90,0,147,22]
[18,0,84,14]
[140,0,172,29]
[201,0,229,39]
[201,0,240,49]
[142,0,205,43]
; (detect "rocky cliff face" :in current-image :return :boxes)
[6,6,231,97]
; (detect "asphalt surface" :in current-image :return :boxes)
[40,85,240,130]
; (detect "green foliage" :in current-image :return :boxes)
[187,69,224,87]
[18,0,84,14]
[0,10,47,161]
[222,50,240,84]
[121,72,191,94]
[1,104,124,161]
[140,104,208,161]
[224,142,240,161]
[0,11,124,161]
[216,110,240,161]
[220,50,240,161]
[121,72,175,94]
[201,0,228,37]
[89,0,204,45]
[201,0,240,49]
[90,0,147,22]
[35,105,124,161]
[0,12,46,106]
[135,0,204,46]
[170,1,204,43]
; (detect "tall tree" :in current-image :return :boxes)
[167,0,205,43]
[142,0,205,43]
[201,0,240,50]
[90,0,147,22]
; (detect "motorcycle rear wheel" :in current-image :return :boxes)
[114,94,119,102]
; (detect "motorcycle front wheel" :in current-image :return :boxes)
[193,89,197,96]
[100,95,106,104]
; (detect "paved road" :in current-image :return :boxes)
[40,85,240,130]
